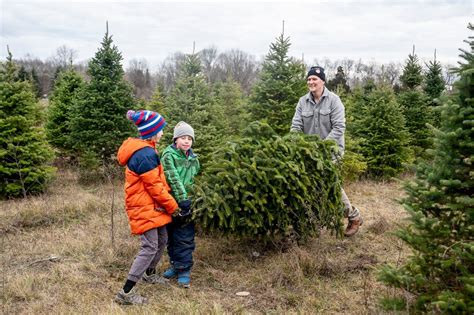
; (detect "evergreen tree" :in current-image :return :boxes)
[349,85,411,178]
[163,52,221,164]
[400,48,423,90]
[147,83,166,114]
[398,50,433,154]
[424,53,445,100]
[341,135,367,182]
[379,25,474,313]
[212,79,250,136]
[249,31,307,135]
[424,53,445,127]
[193,122,344,241]
[30,67,41,98]
[69,26,136,165]
[52,66,65,87]
[16,65,40,98]
[336,86,367,181]
[397,90,431,153]
[46,68,84,154]
[145,68,151,88]
[327,66,350,93]
[164,53,213,124]
[17,66,30,81]
[0,50,55,198]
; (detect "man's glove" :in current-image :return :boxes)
[178,199,192,217]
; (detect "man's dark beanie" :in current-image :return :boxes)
[307,66,326,82]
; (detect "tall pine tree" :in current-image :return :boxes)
[70,24,135,165]
[0,50,55,198]
[424,51,445,100]
[163,52,221,164]
[46,68,84,154]
[398,48,432,155]
[379,24,474,314]
[249,30,307,135]
[400,48,423,90]
[424,52,446,128]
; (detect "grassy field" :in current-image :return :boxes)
[1,169,412,314]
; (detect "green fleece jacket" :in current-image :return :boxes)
[161,144,200,203]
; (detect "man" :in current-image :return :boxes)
[290,66,363,236]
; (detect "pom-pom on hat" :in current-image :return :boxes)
[306,66,326,82]
[126,110,166,139]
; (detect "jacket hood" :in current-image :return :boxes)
[117,137,155,166]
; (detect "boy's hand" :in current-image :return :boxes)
[179,208,192,217]
[178,199,192,217]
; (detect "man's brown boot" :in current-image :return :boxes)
[344,216,363,237]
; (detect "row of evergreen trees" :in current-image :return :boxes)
[0,24,449,196]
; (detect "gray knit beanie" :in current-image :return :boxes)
[173,121,195,141]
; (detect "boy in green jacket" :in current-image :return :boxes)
[161,121,200,288]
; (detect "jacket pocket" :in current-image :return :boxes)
[302,111,314,128]
[319,109,331,124]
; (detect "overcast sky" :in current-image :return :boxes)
[0,0,472,70]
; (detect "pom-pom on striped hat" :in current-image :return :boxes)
[126,110,166,139]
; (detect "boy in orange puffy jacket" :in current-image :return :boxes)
[115,110,179,305]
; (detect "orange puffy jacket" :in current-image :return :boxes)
[117,138,178,235]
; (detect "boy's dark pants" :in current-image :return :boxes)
[167,220,195,271]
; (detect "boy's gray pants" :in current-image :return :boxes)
[127,226,168,282]
[341,188,360,221]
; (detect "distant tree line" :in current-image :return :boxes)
[13,43,457,101]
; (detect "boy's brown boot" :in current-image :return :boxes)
[344,216,363,237]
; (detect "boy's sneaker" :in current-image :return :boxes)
[177,269,191,288]
[162,266,178,279]
[114,288,147,305]
[142,272,170,285]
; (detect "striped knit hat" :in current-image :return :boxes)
[126,110,166,139]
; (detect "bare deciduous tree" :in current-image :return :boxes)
[384,62,402,86]
[126,58,153,99]
[442,63,457,90]
[50,45,78,68]
[200,46,219,83]
[215,49,259,93]
[156,52,187,92]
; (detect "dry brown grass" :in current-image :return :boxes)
[1,171,412,314]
